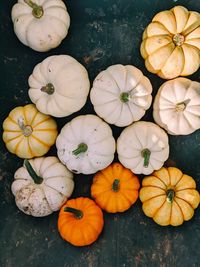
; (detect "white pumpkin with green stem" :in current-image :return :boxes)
[153,78,200,135]
[117,121,169,175]
[12,157,74,217]
[56,115,116,174]
[28,55,90,117]
[90,64,153,127]
[11,0,70,52]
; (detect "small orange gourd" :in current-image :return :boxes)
[58,197,104,246]
[91,163,140,213]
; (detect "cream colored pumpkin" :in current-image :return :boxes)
[90,64,152,127]
[12,157,74,217]
[153,78,200,135]
[141,6,200,79]
[56,115,116,174]
[28,55,90,117]
[117,121,169,175]
[3,104,57,158]
[11,0,70,52]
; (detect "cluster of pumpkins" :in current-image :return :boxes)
[2,1,200,246]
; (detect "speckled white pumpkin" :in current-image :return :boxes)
[56,115,116,174]
[28,55,90,117]
[153,78,200,135]
[11,0,70,52]
[90,64,152,127]
[117,121,169,175]
[12,157,74,217]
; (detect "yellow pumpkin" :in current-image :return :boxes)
[3,104,57,158]
[140,6,200,79]
[140,167,200,226]
[91,163,140,213]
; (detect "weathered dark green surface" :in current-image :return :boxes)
[0,0,200,266]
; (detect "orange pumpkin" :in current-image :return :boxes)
[58,197,104,246]
[91,163,140,213]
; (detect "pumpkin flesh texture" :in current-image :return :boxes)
[91,163,140,213]
[12,157,74,217]
[11,0,70,52]
[117,121,169,175]
[90,65,152,127]
[56,115,116,174]
[153,78,200,135]
[2,104,57,158]
[28,55,90,117]
[141,6,200,79]
[58,197,104,246]
[139,167,200,226]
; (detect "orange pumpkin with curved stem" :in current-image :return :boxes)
[91,163,140,213]
[58,197,104,246]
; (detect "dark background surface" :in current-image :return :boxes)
[0,0,200,266]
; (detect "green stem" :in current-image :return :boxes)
[166,189,175,203]
[112,179,120,192]
[173,33,185,46]
[120,92,130,103]
[141,148,151,168]
[24,159,43,184]
[72,143,88,156]
[64,207,83,219]
[41,83,55,95]
[176,99,190,112]
[24,0,43,18]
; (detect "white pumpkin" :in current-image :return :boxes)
[117,121,169,175]
[153,78,200,135]
[90,64,153,127]
[11,0,70,52]
[28,55,90,117]
[56,115,116,174]
[12,157,74,217]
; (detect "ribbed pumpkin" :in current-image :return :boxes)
[140,167,200,226]
[91,163,140,213]
[58,197,104,246]
[3,104,57,158]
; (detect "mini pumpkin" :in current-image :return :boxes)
[91,163,140,213]
[139,167,200,226]
[117,121,169,175]
[153,78,200,135]
[28,55,90,117]
[141,6,200,79]
[58,197,104,246]
[12,0,70,52]
[56,115,116,174]
[3,104,57,158]
[90,64,152,127]
[12,157,74,217]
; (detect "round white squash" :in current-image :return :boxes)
[28,55,90,117]
[90,64,153,127]
[12,157,74,217]
[56,115,116,174]
[153,78,200,135]
[117,121,169,175]
[11,0,70,52]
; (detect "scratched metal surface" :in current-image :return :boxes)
[0,0,200,266]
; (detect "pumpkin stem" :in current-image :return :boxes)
[72,143,88,156]
[120,92,130,103]
[175,99,190,112]
[112,179,120,192]
[24,0,43,18]
[64,207,83,219]
[24,159,43,184]
[141,148,151,168]
[173,33,185,46]
[166,189,175,203]
[41,83,55,95]
[18,117,33,137]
